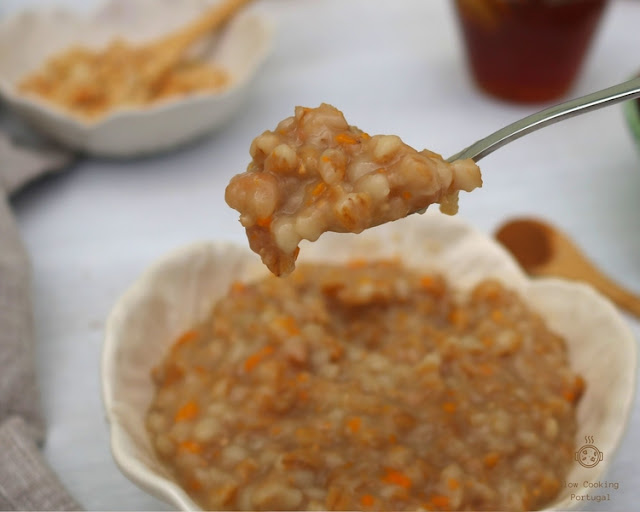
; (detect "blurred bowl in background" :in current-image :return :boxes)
[0,0,273,157]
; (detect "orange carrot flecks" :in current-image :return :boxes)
[361,494,375,507]
[430,494,450,509]
[172,329,198,351]
[311,182,327,196]
[256,216,272,228]
[175,400,199,422]
[179,440,202,454]
[484,452,500,468]
[244,345,275,372]
[442,402,457,414]
[382,468,412,489]
[347,417,361,434]
[335,133,358,144]
[447,478,460,490]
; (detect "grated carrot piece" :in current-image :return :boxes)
[478,363,494,376]
[175,400,199,422]
[484,452,500,468]
[481,335,494,348]
[347,417,361,433]
[275,316,300,335]
[162,363,184,385]
[419,275,444,296]
[347,258,368,268]
[311,182,327,196]
[173,329,198,349]
[298,390,309,401]
[566,375,586,403]
[442,402,456,414]
[179,440,202,454]
[244,345,274,372]
[256,216,272,228]
[230,281,246,294]
[430,494,450,509]
[402,191,412,200]
[361,494,375,507]
[447,308,468,328]
[447,478,460,490]
[491,309,504,322]
[420,276,434,287]
[562,375,585,402]
[382,468,412,489]
[335,133,357,144]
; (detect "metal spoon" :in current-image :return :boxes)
[447,76,640,163]
[495,218,640,318]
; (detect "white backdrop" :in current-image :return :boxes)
[2,0,640,510]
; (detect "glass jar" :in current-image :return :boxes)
[454,0,609,103]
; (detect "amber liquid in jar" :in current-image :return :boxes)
[455,0,608,103]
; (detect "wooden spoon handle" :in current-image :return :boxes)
[155,0,253,58]
[541,238,640,318]
[553,237,640,318]
[587,271,640,318]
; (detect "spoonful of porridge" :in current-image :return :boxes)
[225,103,482,275]
[226,78,640,276]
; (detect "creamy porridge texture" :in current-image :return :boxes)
[225,104,482,275]
[147,260,582,511]
[18,42,230,119]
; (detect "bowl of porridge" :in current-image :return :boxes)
[102,211,636,511]
[0,0,273,157]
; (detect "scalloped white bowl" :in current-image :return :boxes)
[102,211,637,510]
[0,0,273,157]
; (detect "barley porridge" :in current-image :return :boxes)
[225,104,482,275]
[18,41,229,119]
[147,260,582,511]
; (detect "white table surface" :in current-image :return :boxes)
[3,0,640,510]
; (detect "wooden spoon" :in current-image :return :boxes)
[495,218,640,317]
[142,0,253,85]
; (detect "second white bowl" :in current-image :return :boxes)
[0,0,274,157]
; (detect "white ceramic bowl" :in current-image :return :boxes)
[102,211,637,510]
[0,0,273,157]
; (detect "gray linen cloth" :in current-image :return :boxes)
[0,133,81,510]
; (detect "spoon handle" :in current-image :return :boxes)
[585,266,640,318]
[447,76,640,163]
[155,0,252,55]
